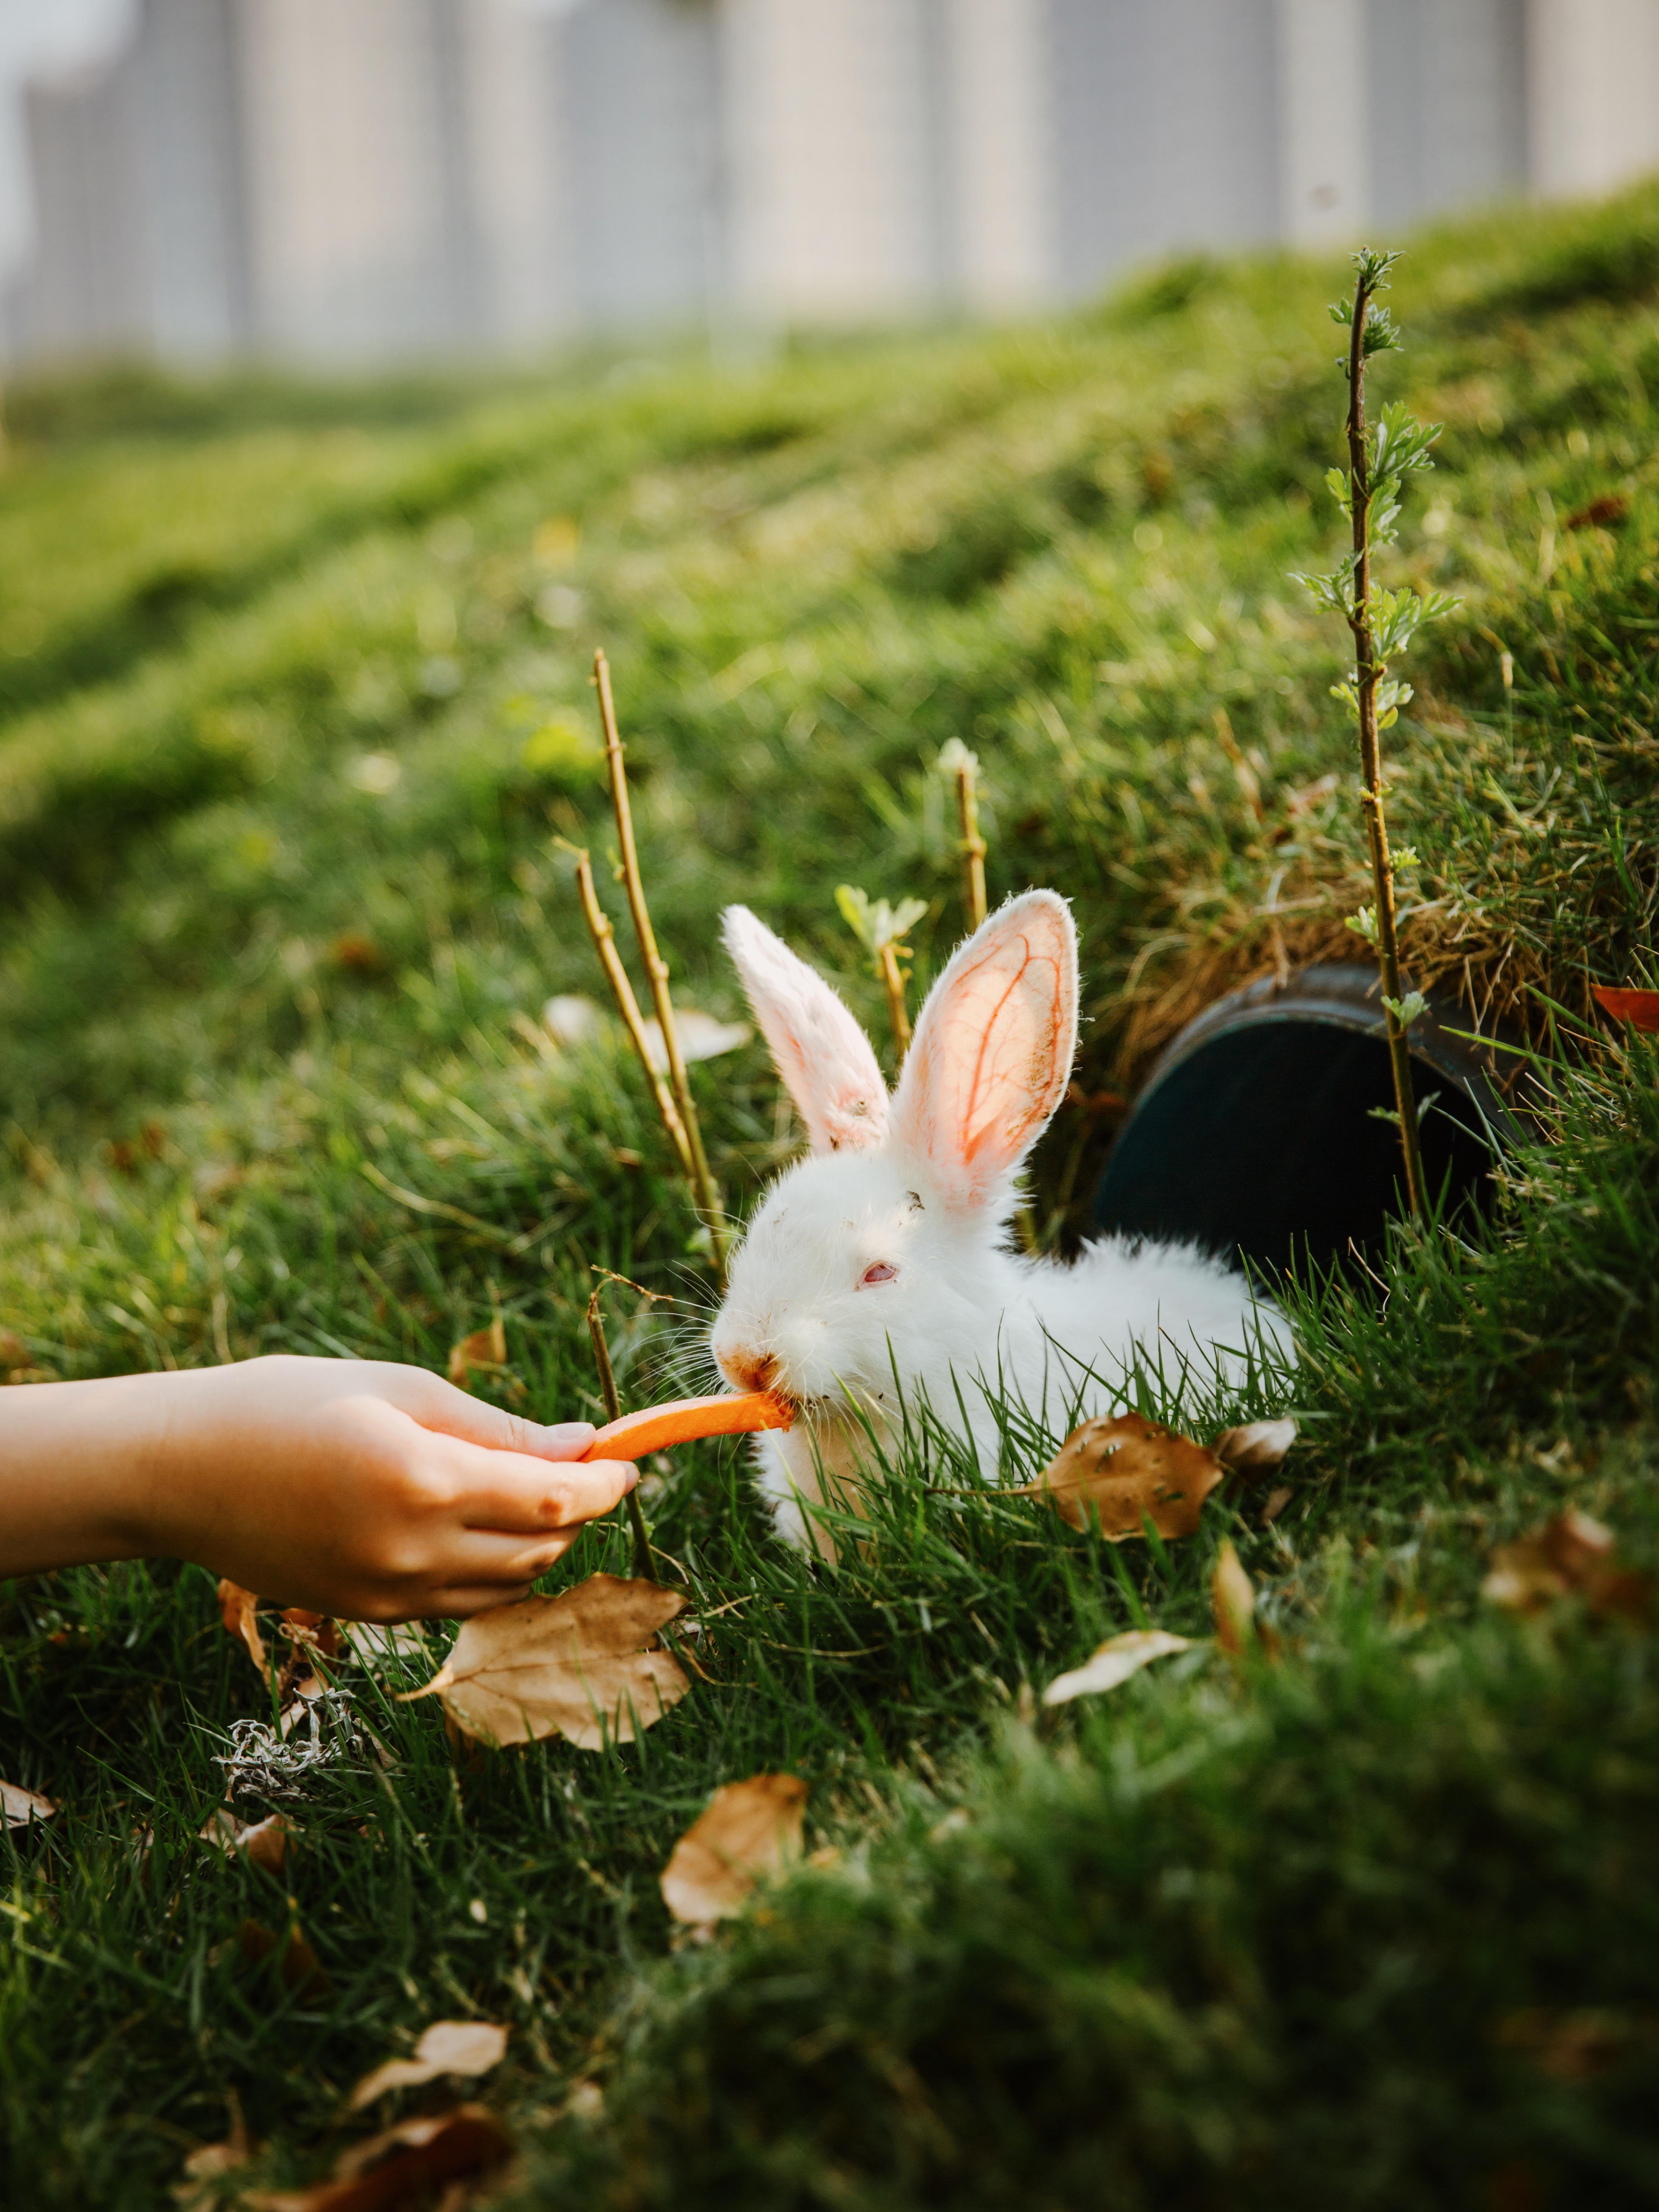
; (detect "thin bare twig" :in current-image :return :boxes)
[587,1284,654,1582]
[877,943,911,1053]
[568,845,694,1176]
[592,650,728,1277]
[1345,269,1427,1218]
[591,1265,668,1303]
[954,755,988,930]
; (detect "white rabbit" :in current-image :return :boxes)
[711,891,1293,1549]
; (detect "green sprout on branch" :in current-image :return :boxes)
[836,885,928,1056]
[1292,247,1460,1218]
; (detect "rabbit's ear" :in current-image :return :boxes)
[722,906,888,1154]
[889,890,1077,1211]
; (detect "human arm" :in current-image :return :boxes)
[0,1354,637,1620]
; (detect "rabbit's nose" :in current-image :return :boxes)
[719,1346,780,1395]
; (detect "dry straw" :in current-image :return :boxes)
[572,648,729,1278]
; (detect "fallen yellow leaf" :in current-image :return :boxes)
[200,1808,289,1875]
[1212,1540,1258,1658]
[1021,1414,1224,1538]
[448,1317,507,1389]
[660,1774,809,1927]
[404,1573,689,1750]
[216,1586,340,1704]
[349,2020,508,2112]
[248,2104,511,2212]
[1482,1509,1651,1621]
[217,1578,267,1672]
[1041,1629,1195,1707]
[1,1778,55,1829]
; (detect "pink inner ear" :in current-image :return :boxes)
[722,906,888,1155]
[891,892,1076,1207]
[919,936,1068,1171]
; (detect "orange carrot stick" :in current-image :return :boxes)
[581,1391,793,1461]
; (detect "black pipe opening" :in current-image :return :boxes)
[1093,964,1519,1278]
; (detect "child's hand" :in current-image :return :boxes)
[0,1355,637,1621]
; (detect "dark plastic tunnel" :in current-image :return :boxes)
[1093,964,1520,1279]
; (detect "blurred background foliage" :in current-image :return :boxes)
[1,184,1655,1360]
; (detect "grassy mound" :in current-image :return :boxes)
[1,182,1656,2208]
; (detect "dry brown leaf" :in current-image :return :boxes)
[331,2105,510,2188]
[1591,985,1659,1034]
[1565,493,1631,533]
[1481,1509,1651,1621]
[202,1808,247,1852]
[1214,1418,1298,1476]
[201,1807,289,1875]
[238,1917,331,1999]
[282,1609,339,1649]
[349,2021,508,2112]
[660,1774,808,1926]
[1020,1414,1224,1538]
[404,1573,689,1750]
[249,2105,512,2212]
[218,1585,342,1702]
[1261,1485,1294,1524]
[1041,1629,1195,1707]
[240,1815,290,1875]
[1212,1540,1258,1658]
[1,1778,56,1828]
[218,1578,268,1672]
[274,1610,341,1705]
[448,1319,507,1388]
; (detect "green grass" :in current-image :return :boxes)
[2,181,1658,2207]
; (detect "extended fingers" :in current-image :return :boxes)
[443,1446,639,1534]
[428,1585,538,1618]
[347,1520,599,1621]
[435,1526,592,1584]
[378,1366,598,1462]
[362,1582,538,1623]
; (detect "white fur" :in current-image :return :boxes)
[715,891,1293,1548]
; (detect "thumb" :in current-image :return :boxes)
[413,1377,597,1462]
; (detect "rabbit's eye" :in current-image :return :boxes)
[859,1262,898,1288]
